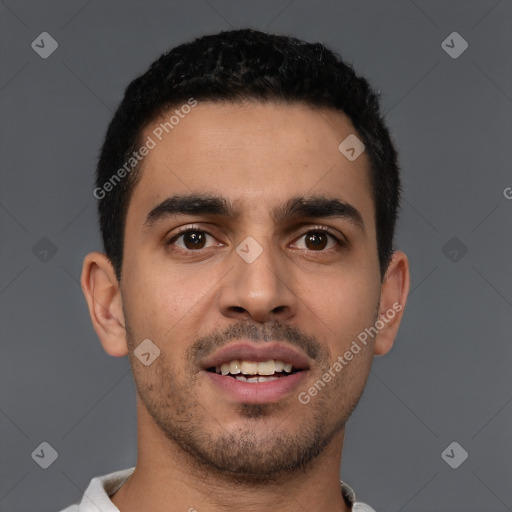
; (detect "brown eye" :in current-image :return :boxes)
[292,228,342,252]
[168,229,215,251]
[305,232,328,250]
[182,231,207,250]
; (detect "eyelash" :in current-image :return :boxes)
[166,224,346,252]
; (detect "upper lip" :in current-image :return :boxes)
[202,340,312,370]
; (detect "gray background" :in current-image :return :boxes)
[1,1,511,511]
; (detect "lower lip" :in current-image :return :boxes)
[204,370,309,404]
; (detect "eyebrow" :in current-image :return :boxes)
[144,193,365,232]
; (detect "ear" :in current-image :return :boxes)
[81,252,128,357]
[373,250,410,356]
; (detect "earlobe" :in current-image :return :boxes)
[373,250,410,356]
[80,252,128,357]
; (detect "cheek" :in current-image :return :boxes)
[332,345,373,406]
[303,268,379,325]
[302,272,380,381]
[129,349,189,415]
[123,261,204,334]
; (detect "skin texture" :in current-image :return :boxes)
[81,101,410,512]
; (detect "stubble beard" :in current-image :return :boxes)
[131,346,364,485]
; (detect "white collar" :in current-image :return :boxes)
[76,466,376,511]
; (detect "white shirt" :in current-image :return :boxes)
[58,466,376,512]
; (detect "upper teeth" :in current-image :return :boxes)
[215,360,293,376]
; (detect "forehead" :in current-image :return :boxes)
[127,101,375,230]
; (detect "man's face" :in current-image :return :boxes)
[121,101,382,481]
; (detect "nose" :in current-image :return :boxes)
[218,237,298,324]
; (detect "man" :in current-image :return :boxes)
[61,28,409,512]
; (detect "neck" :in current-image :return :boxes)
[111,399,351,512]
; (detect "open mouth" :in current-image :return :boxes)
[206,359,303,383]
